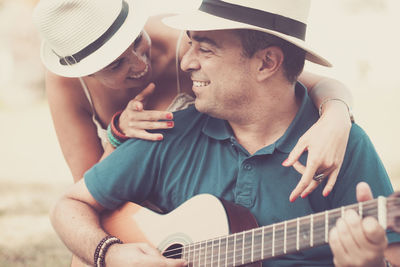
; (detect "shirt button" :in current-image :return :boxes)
[244,163,252,170]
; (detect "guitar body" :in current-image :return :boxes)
[72,194,260,267]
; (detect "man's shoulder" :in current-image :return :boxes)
[173,104,202,121]
[348,123,370,146]
[164,105,209,138]
[345,123,380,160]
[124,105,208,148]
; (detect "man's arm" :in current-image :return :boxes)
[50,180,187,267]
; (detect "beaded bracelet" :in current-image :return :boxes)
[318,98,355,123]
[93,236,111,266]
[94,235,123,267]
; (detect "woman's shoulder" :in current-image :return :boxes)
[45,72,92,114]
[145,14,184,73]
[146,15,180,56]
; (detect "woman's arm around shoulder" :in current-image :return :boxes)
[285,71,354,201]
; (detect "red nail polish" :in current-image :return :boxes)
[167,121,174,127]
[323,190,331,197]
[166,113,173,120]
[301,192,309,199]
[157,136,163,141]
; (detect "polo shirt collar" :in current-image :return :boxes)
[202,82,318,153]
[202,115,232,141]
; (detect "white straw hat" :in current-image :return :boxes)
[33,0,149,77]
[163,0,332,67]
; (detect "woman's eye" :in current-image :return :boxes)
[108,60,122,71]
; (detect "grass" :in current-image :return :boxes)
[0,181,71,267]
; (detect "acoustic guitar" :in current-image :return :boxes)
[72,192,400,266]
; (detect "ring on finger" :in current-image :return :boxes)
[313,173,326,183]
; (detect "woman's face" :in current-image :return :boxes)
[92,30,152,90]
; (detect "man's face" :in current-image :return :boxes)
[181,30,254,119]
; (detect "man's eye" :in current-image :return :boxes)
[199,47,211,53]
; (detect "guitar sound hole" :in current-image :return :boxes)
[162,243,183,259]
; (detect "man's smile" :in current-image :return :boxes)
[192,80,210,87]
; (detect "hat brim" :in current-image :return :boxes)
[163,10,332,67]
[40,0,148,78]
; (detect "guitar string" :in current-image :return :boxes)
[162,198,399,260]
[165,216,383,262]
[160,200,385,257]
[164,217,376,261]
[166,211,397,261]
[164,206,387,260]
[166,215,398,263]
[166,205,399,260]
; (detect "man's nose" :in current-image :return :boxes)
[180,48,200,73]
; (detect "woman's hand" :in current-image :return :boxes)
[283,100,352,202]
[118,83,174,141]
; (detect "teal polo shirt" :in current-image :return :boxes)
[85,83,399,266]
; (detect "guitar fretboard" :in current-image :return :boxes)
[179,197,388,266]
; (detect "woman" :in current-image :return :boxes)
[33,0,353,202]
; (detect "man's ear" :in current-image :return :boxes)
[254,46,284,82]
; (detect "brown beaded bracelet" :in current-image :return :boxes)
[94,236,122,267]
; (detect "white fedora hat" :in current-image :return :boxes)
[33,0,149,77]
[163,0,332,67]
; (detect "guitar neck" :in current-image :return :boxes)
[181,196,389,266]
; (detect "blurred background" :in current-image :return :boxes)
[0,0,399,266]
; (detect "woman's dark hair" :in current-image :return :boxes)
[235,29,306,83]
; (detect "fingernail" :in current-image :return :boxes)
[157,135,163,141]
[323,189,331,197]
[167,121,174,127]
[166,113,173,120]
[282,158,289,166]
[301,192,309,198]
[289,197,296,203]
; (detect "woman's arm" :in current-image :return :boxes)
[300,71,353,110]
[285,71,353,201]
[46,71,105,182]
[47,73,174,182]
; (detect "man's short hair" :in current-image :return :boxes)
[235,29,306,83]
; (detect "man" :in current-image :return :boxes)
[51,0,400,266]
